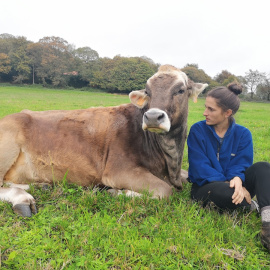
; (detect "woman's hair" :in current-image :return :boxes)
[207,82,243,115]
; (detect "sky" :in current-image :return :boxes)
[1,0,269,78]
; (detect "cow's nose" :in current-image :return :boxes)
[142,108,171,133]
[144,110,165,124]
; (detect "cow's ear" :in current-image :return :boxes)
[129,90,149,108]
[188,82,208,103]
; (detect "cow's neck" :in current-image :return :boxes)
[138,107,186,188]
[158,123,187,188]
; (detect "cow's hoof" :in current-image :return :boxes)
[32,203,38,214]
[13,204,36,217]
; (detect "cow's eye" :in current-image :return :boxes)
[178,89,185,94]
[174,85,185,95]
[145,90,150,96]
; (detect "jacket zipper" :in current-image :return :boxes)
[217,143,220,161]
[207,120,234,162]
[217,139,223,161]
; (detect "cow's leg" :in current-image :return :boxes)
[103,168,174,199]
[0,134,21,186]
[0,187,37,217]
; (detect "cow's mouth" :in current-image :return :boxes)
[143,126,168,134]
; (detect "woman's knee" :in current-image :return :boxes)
[249,162,270,172]
[246,162,270,181]
[192,182,233,202]
[192,182,251,210]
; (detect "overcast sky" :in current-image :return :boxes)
[1,0,269,78]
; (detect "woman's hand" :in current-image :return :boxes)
[242,187,251,204]
[230,177,245,205]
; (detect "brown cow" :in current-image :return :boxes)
[0,65,208,217]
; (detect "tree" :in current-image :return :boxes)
[27,42,43,84]
[39,36,69,53]
[9,36,31,83]
[181,64,212,94]
[0,34,32,83]
[244,70,266,99]
[181,64,212,84]
[222,75,240,87]
[264,76,270,101]
[37,36,74,86]
[140,56,159,67]
[257,75,270,101]
[109,56,156,91]
[73,47,99,63]
[90,56,158,92]
[184,63,199,69]
[0,33,16,54]
[90,57,114,89]
[0,53,11,74]
[214,70,238,85]
[71,46,100,87]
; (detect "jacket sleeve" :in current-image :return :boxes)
[225,128,253,182]
[187,124,226,186]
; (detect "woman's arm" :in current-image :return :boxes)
[225,128,253,182]
[188,124,226,186]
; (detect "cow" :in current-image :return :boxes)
[0,65,208,217]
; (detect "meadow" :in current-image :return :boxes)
[0,85,269,269]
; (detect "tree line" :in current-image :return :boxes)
[0,33,269,100]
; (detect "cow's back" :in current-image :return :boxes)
[1,105,137,186]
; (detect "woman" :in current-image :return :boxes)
[187,82,270,252]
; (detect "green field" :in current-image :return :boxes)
[0,85,270,269]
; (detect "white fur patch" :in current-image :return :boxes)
[0,187,34,206]
[148,70,188,87]
[108,189,142,197]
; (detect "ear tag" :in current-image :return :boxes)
[137,97,145,107]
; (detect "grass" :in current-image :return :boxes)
[0,85,270,269]
[0,85,130,118]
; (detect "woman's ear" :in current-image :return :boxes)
[225,109,233,118]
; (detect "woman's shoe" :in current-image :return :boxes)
[261,222,270,252]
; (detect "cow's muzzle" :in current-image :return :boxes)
[142,108,171,133]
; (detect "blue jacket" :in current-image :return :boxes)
[187,120,253,186]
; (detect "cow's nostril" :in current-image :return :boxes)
[157,113,164,121]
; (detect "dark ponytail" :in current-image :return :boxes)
[227,82,243,96]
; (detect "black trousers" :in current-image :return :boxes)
[191,162,270,210]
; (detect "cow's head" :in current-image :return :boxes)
[129,65,208,134]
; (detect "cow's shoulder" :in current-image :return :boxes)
[0,112,33,130]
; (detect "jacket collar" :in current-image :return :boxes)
[205,119,236,141]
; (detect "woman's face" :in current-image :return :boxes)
[203,96,231,126]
